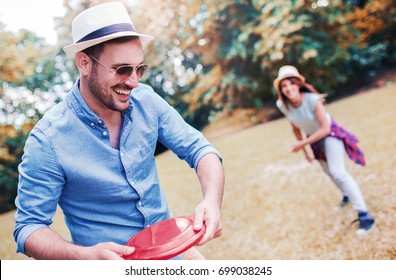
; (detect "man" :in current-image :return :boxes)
[14,2,224,260]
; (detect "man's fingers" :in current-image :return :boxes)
[120,246,135,256]
[193,207,205,231]
[102,242,134,258]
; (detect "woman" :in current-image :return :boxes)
[274,65,374,234]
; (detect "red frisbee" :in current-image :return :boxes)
[123,216,206,260]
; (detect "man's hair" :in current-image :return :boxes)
[82,36,140,58]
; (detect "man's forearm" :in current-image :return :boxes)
[25,227,86,260]
[196,153,224,206]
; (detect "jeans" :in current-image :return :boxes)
[318,136,367,212]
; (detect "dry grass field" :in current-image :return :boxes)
[1,76,395,260]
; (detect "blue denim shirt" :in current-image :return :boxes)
[14,79,221,255]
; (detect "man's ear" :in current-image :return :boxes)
[75,52,91,76]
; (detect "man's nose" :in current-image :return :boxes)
[123,72,139,88]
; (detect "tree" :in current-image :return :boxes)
[0,122,33,213]
[344,0,396,69]
[57,0,395,128]
[0,27,61,213]
[137,0,395,122]
[0,27,39,95]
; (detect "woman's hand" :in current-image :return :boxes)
[290,140,306,153]
[290,141,314,162]
[304,151,315,163]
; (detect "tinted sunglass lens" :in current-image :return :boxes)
[115,65,148,80]
[116,66,134,78]
[136,65,147,78]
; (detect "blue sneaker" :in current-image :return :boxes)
[354,211,375,235]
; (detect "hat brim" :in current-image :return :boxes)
[63,31,153,57]
[273,73,306,93]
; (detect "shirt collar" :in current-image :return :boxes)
[67,78,133,126]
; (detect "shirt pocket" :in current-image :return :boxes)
[139,138,157,177]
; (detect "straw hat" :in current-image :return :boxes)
[63,2,153,57]
[273,65,306,92]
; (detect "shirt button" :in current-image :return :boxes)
[98,119,103,124]
[90,122,94,127]
[137,201,142,206]
[102,131,108,136]
[120,152,124,157]
[146,224,150,228]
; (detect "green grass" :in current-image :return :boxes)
[1,82,395,260]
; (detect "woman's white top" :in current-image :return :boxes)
[276,93,331,136]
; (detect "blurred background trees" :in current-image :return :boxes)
[132,0,395,128]
[0,26,64,212]
[1,0,395,213]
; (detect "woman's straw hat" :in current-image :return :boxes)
[63,2,153,57]
[273,65,306,92]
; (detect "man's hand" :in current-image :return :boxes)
[193,199,223,245]
[84,242,135,260]
[25,227,135,260]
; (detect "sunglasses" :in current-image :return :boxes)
[89,55,148,81]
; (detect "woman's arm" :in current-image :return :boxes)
[290,123,314,162]
[290,101,330,153]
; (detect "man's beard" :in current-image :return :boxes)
[88,64,131,112]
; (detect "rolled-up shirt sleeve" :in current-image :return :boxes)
[14,127,65,255]
[155,96,222,171]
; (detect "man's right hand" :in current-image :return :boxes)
[25,228,134,260]
[84,242,135,260]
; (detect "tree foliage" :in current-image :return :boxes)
[344,0,396,69]
[127,0,395,128]
[0,27,40,95]
[55,0,395,128]
[0,122,34,213]
[0,27,61,213]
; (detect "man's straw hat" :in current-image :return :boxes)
[63,2,153,57]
